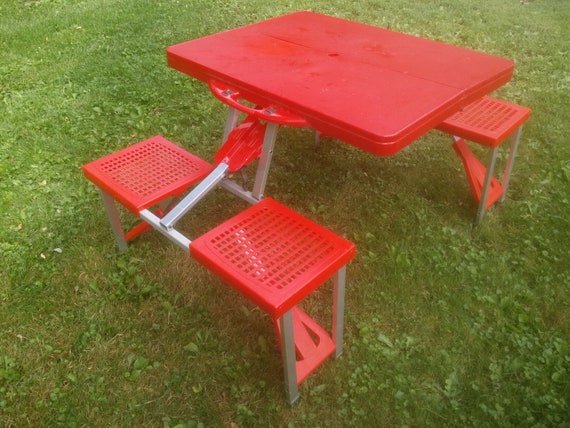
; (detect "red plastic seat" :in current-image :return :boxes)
[82,136,214,250]
[437,97,531,224]
[190,198,355,404]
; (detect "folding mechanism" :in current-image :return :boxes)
[437,97,531,224]
[158,115,267,231]
[147,82,310,243]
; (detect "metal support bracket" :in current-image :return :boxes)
[252,122,280,200]
[159,163,229,230]
[139,209,191,252]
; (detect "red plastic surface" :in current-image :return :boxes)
[274,306,336,385]
[438,97,531,147]
[214,115,266,173]
[453,139,503,209]
[167,11,514,156]
[82,136,214,215]
[190,198,355,318]
[209,81,309,127]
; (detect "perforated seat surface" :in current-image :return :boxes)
[190,198,355,318]
[83,136,214,214]
[437,97,531,147]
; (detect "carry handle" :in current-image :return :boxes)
[208,80,308,127]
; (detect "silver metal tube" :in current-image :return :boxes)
[222,107,240,144]
[499,125,524,203]
[139,209,191,252]
[252,122,280,200]
[279,310,299,405]
[159,163,229,230]
[475,146,499,226]
[220,178,261,204]
[100,190,128,252]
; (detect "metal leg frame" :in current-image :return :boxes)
[252,122,280,200]
[277,265,347,405]
[468,123,524,225]
[222,107,240,144]
[475,146,499,226]
[219,179,261,205]
[100,190,128,252]
[279,310,300,405]
[100,189,186,252]
[332,266,347,359]
[499,125,523,204]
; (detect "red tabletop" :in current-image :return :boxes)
[167,11,514,156]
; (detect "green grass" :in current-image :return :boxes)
[1,0,569,426]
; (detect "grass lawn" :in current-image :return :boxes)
[1,0,569,426]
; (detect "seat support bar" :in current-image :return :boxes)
[160,163,229,230]
[139,209,191,252]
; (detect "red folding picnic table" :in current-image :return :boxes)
[154,12,515,401]
[166,11,514,199]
